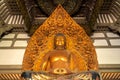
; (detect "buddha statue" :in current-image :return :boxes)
[32,33,87,74]
[41,33,72,74]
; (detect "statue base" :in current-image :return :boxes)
[21,71,101,80]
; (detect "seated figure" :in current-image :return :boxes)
[32,33,87,74]
[41,33,72,74]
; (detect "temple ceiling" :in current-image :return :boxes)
[35,0,82,15]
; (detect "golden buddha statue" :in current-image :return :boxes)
[32,33,87,74]
[40,33,70,74]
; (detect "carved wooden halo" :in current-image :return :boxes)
[22,4,98,71]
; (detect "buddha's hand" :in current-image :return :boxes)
[53,68,67,74]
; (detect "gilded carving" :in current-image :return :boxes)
[22,5,98,72]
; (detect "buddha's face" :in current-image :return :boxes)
[55,36,65,46]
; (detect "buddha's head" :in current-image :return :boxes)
[54,33,66,49]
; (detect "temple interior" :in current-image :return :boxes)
[0,0,120,80]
